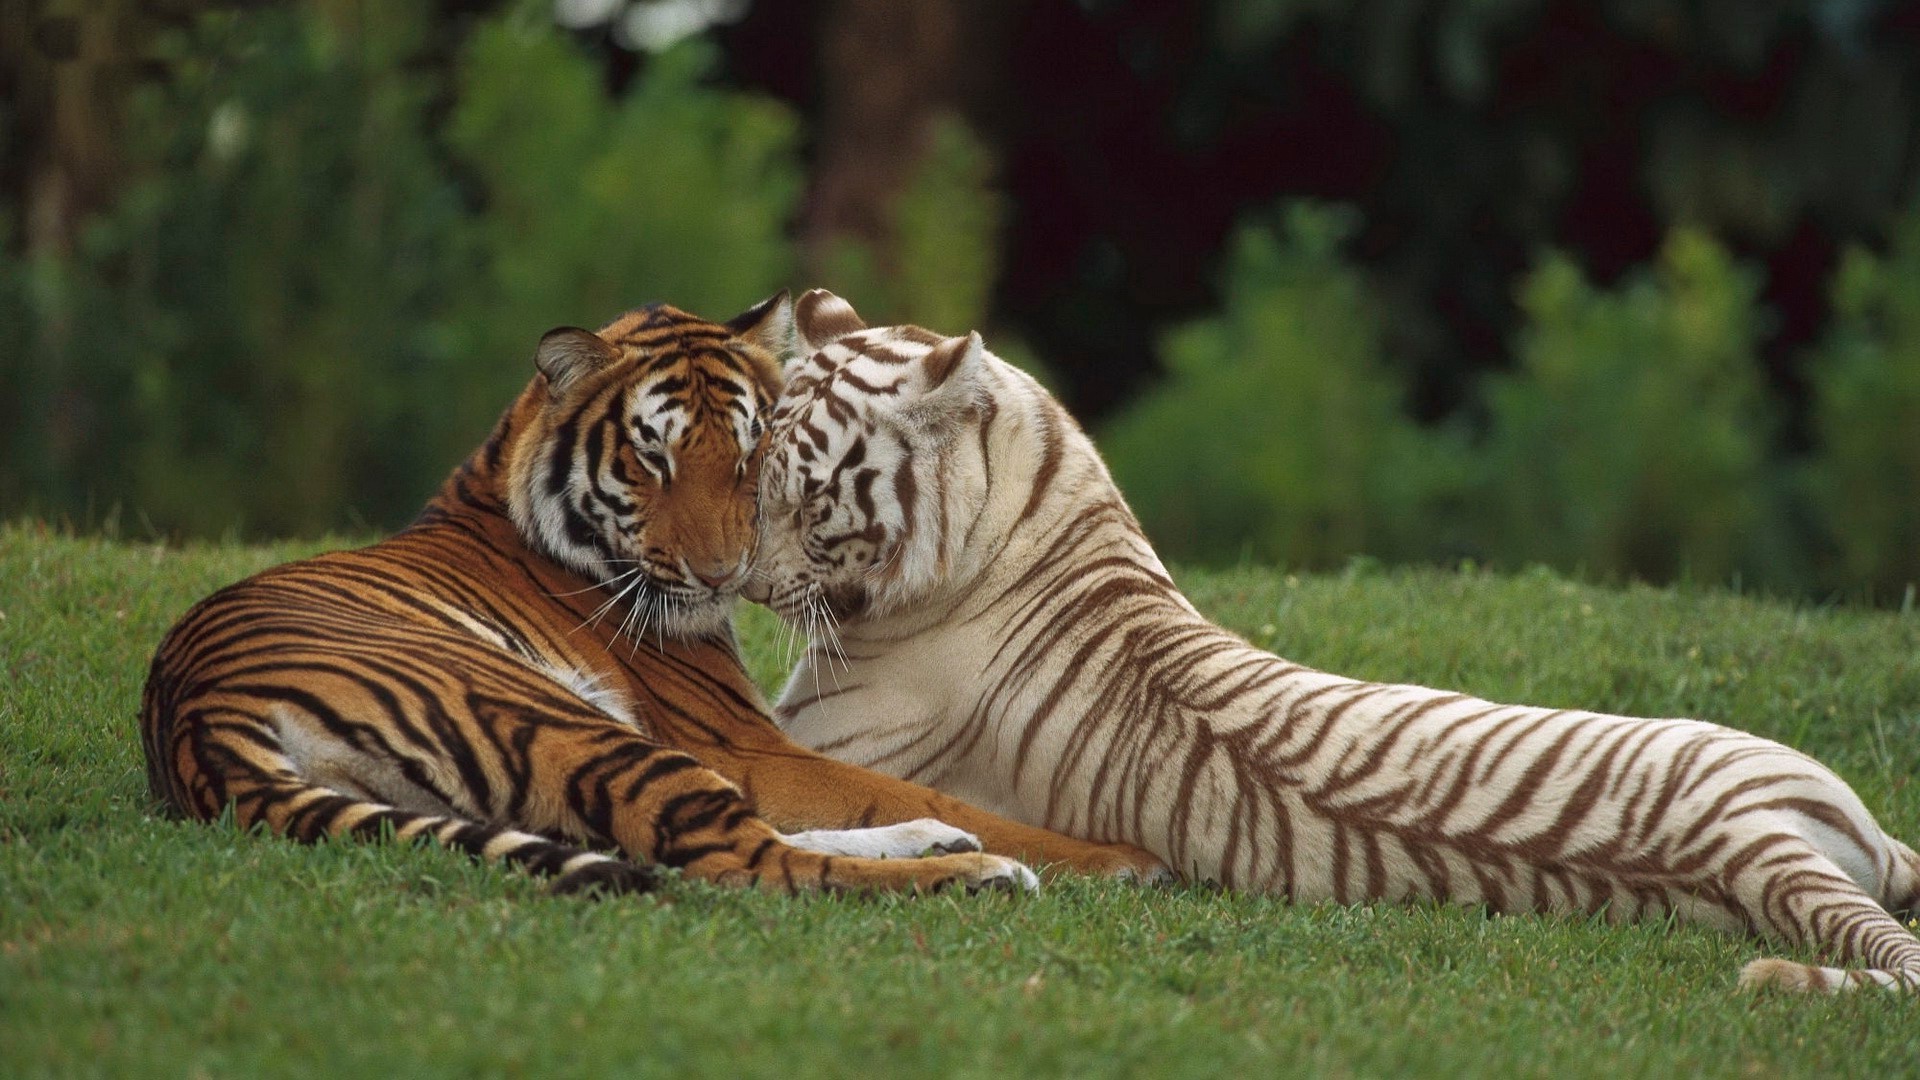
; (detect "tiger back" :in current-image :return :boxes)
[141,294,1162,896]
[749,289,1920,990]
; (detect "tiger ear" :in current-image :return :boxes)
[535,327,619,400]
[725,289,794,357]
[923,331,985,391]
[909,332,988,424]
[794,288,868,353]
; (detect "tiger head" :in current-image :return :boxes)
[505,293,792,636]
[744,289,997,626]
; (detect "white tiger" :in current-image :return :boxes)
[742,288,1920,992]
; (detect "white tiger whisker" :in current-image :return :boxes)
[811,602,844,686]
[814,595,852,679]
[779,595,803,674]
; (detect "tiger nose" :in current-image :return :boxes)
[690,560,739,589]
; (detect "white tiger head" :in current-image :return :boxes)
[744,289,994,625]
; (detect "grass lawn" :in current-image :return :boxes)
[4,522,1918,1077]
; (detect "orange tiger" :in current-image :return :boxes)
[140,294,1165,895]
[748,289,1920,990]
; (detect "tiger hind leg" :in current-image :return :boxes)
[157,697,1034,896]
[1732,838,1920,993]
[162,716,654,895]
[282,793,658,897]
[1881,836,1920,917]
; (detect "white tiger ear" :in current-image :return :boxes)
[909,332,988,423]
[535,327,620,400]
[794,288,868,353]
[725,289,794,357]
[923,331,984,390]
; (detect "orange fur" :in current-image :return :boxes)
[141,299,1161,895]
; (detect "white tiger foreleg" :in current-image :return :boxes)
[779,818,983,858]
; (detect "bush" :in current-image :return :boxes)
[1475,230,1778,586]
[438,23,802,455]
[1100,203,1465,568]
[1804,206,1920,600]
[21,6,465,537]
[0,6,805,537]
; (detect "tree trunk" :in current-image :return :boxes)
[802,0,1014,279]
[1,0,139,260]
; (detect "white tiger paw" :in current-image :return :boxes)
[779,818,983,859]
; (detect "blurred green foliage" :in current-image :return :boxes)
[1805,209,1920,601]
[0,4,801,536]
[808,114,1056,385]
[7,6,465,537]
[1197,0,1906,247]
[441,16,801,452]
[1101,203,1917,599]
[2,2,1917,601]
[1102,204,1465,567]
[1477,231,1776,585]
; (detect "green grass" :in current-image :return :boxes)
[4,523,1918,1078]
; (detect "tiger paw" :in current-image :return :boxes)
[1080,842,1174,884]
[955,853,1041,894]
[780,818,983,859]
[549,855,661,897]
[822,850,1040,895]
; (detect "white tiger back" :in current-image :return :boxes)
[749,289,1920,992]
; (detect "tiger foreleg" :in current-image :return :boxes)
[695,746,1169,882]
[779,818,983,858]
[516,725,1038,894]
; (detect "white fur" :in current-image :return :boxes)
[541,663,639,728]
[778,817,981,858]
[272,705,457,817]
[754,303,1920,991]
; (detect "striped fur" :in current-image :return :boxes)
[750,289,1920,989]
[143,295,1164,897]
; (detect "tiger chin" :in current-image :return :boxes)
[142,292,1165,899]
[747,287,1920,991]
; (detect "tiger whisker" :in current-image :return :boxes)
[575,573,649,636]
[810,598,836,676]
[815,595,852,680]
[861,545,904,584]
[547,564,644,600]
[612,589,638,649]
[613,574,664,655]
[633,588,664,657]
[777,596,801,673]
[804,594,828,706]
